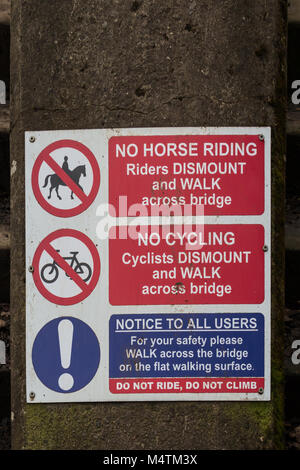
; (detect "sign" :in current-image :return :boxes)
[32,317,100,393]
[109,134,265,216]
[32,139,100,218]
[32,229,101,306]
[25,127,271,403]
[109,313,264,394]
[109,224,265,305]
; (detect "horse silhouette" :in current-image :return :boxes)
[43,165,86,200]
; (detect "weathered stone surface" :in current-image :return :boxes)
[0,0,10,25]
[0,24,10,100]
[288,0,300,23]
[0,133,9,192]
[0,224,9,303]
[11,0,286,449]
[0,106,9,133]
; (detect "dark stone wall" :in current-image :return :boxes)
[11,0,286,449]
[0,132,9,303]
[0,24,9,99]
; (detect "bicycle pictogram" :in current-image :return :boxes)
[32,229,101,306]
[41,250,92,284]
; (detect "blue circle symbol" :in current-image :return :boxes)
[32,317,100,393]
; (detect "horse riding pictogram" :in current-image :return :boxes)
[42,156,86,200]
[32,139,100,218]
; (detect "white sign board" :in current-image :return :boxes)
[25,127,271,402]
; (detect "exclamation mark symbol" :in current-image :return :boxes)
[58,319,74,391]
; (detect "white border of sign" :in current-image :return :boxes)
[25,127,271,403]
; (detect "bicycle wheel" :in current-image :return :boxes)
[75,262,92,282]
[41,263,59,283]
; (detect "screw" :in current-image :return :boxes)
[258,387,264,395]
[28,265,34,273]
[263,245,268,252]
[259,134,264,141]
[29,392,35,400]
[29,136,36,143]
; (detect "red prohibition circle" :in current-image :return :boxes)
[32,139,100,218]
[32,229,101,306]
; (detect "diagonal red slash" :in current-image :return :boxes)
[44,242,90,293]
[43,153,88,202]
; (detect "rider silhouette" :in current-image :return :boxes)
[62,156,71,175]
[43,156,86,200]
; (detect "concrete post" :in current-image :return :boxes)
[11,0,286,449]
